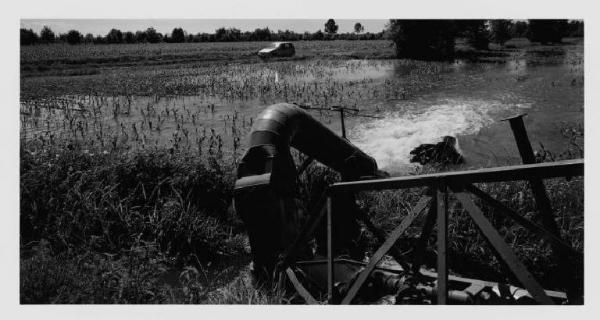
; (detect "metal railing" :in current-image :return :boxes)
[279,114,584,304]
[325,158,583,304]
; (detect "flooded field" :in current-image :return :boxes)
[21,39,583,174]
[19,37,585,304]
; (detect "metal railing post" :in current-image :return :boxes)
[326,195,335,304]
[436,184,448,304]
[339,108,346,139]
[503,114,576,299]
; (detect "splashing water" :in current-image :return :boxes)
[351,99,522,172]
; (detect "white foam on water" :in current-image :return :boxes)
[351,99,515,171]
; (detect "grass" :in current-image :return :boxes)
[19,137,583,303]
[19,39,584,304]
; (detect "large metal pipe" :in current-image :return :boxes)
[234,103,379,278]
[236,103,378,181]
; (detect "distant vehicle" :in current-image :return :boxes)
[257,42,295,58]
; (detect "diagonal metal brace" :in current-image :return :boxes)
[340,195,431,304]
[286,267,320,304]
[453,190,554,304]
[465,183,582,260]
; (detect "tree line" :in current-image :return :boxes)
[387,19,583,60]
[20,19,583,47]
[20,20,382,46]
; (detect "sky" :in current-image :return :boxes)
[20,19,389,36]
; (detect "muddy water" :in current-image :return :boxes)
[21,40,583,175]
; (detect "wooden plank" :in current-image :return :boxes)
[286,268,319,304]
[330,159,583,193]
[327,196,334,303]
[340,195,431,304]
[465,184,582,260]
[436,185,448,304]
[453,191,555,304]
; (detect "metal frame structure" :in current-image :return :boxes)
[277,115,583,304]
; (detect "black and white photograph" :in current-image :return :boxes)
[2,0,599,317]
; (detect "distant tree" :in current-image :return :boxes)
[457,20,490,50]
[20,28,38,45]
[135,31,147,43]
[354,22,364,34]
[324,19,339,34]
[84,33,94,44]
[386,20,456,60]
[40,26,55,43]
[528,19,566,44]
[215,27,227,41]
[123,31,135,43]
[510,21,529,38]
[106,28,123,43]
[313,29,325,40]
[92,35,104,44]
[254,27,272,41]
[171,27,186,43]
[66,30,82,45]
[57,33,68,43]
[214,27,241,41]
[229,28,242,41]
[145,27,162,43]
[489,20,512,45]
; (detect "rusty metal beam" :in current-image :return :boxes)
[453,190,554,304]
[340,195,431,304]
[330,159,582,194]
